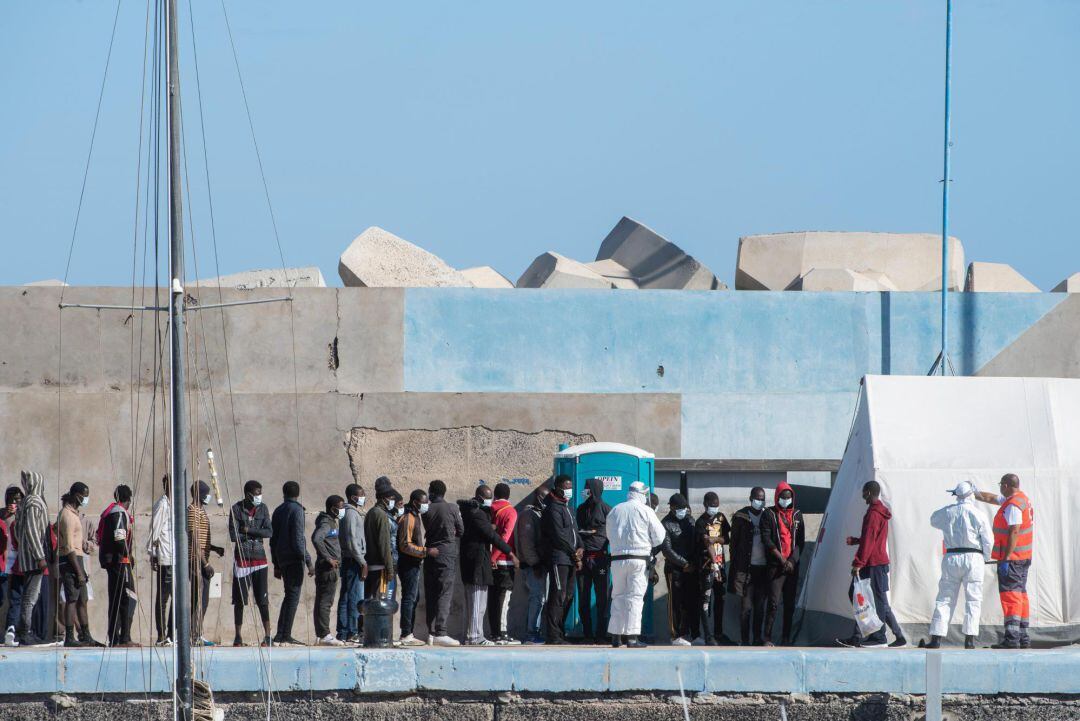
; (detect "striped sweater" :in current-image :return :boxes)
[15,471,49,572]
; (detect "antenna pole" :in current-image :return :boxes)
[166,0,193,716]
[939,0,954,375]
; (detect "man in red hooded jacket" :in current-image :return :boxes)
[760,481,804,645]
[838,481,907,648]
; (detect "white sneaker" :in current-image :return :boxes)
[400,634,425,647]
[503,637,522,646]
[5,627,18,647]
[433,635,461,647]
[671,637,692,647]
[690,637,706,647]
[318,634,344,647]
[467,638,495,647]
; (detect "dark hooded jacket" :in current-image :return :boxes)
[852,499,891,569]
[660,510,695,571]
[311,510,342,572]
[760,481,804,567]
[228,500,272,566]
[541,491,582,567]
[575,478,611,555]
[422,497,463,558]
[458,498,512,587]
[98,503,133,567]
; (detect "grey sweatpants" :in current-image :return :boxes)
[463,584,488,644]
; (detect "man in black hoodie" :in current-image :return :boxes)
[458,484,516,645]
[228,480,272,647]
[312,495,345,646]
[576,477,611,642]
[541,475,582,645]
[270,481,314,645]
[759,481,804,646]
[661,493,697,646]
[422,479,463,646]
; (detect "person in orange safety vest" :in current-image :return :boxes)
[975,473,1033,649]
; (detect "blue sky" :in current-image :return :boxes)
[2,1,1078,289]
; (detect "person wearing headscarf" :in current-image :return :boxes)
[14,471,50,646]
[760,481,804,646]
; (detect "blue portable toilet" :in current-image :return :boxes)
[553,442,655,639]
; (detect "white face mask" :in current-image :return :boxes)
[80,496,89,507]
[337,508,346,520]
[203,494,212,505]
[751,499,765,511]
[706,506,719,516]
[386,499,395,511]
[675,508,688,520]
[396,507,404,518]
[583,489,591,498]
[778,497,792,509]
[482,498,494,507]
[419,503,430,514]
[252,494,263,506]
[562,488,573,501]
[356,496,366,508]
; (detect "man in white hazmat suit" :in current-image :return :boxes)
[606,481,666,648]
[919,481,993,650]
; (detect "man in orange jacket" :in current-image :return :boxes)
[975,473,1033,649]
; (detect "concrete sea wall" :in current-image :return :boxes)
[0,286,1072,643]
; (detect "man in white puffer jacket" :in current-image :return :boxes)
[606,481,666,648]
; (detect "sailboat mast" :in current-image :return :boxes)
[165,0,194,716]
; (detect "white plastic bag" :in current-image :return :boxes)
[852,576,883,637]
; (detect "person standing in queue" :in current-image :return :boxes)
[312,495,345,646]
[422,480,463,647]
[729,487,769,646]
[459,483,517,646]
[146,475,174,646]
[760,481,803,646]
[606,481,666,648]
[57,483,100,647]
[695,492,733,645]
[336,483,367,643]
[975,473,1034,649]
[487,482,520,645]
[661,493,697,646]
[188,481,224,646]
[229,480,273,647]
[363,481,397,604]
[396,489,430,647]
[575,478,611,644]
[99,484,137,647]
[270,481,314,646]
[514,483,551,644]
[541,475,582,645]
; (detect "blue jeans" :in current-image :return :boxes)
[398,562,421,637]
[4,574,23,631]
[525,566,548,639]
[336,558,364,640]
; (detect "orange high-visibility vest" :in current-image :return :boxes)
[992,491,1033,561]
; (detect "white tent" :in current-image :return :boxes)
[797,375,1080,646]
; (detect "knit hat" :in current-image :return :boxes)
[669,493,689,509]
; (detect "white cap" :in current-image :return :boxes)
[628,481,648,495]
[950,481,975,498]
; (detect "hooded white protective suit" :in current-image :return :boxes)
[929,483,994,637]
[606,482,666,636]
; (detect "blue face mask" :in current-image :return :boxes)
[675,508,688,520]
[252,495,263,506]
[751,499,765,511]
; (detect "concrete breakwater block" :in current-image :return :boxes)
[193,266,326,289]
[516,251,613,289]
[1051,272,1080,293]
[595,217,723,290]
[460,265,514,289]
[736,231,965,291]
[585,259,639,289]
[339,227,472,288]
[965,262,1040,293]
[787,267,899,292]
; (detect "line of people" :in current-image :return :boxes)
[0,470,813,648]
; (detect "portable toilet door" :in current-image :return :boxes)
[553,442,655,640]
